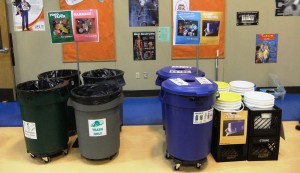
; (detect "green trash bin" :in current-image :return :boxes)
[37,69,81,136]
[68,84,123,160]
[16,79,70,163]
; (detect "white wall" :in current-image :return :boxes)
[7,0,299,91]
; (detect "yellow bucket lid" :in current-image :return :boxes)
[217,91,242,102]
[215,81,230,89]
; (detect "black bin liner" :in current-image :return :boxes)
[17,79,69,99]
[70,84,122,105]
[37,69,81,89]
[82,69,125,87]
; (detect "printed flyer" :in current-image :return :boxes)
[12,0,45,31]
[48,11,74,43]
[255,34,278,64]
[133,32,156,61]
[73,9,99,42]
[200,11,222,45]
[174,11,201,45]
[236,11,259,26]
[219,111,248,145]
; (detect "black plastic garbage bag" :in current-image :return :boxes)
[82,69,125,87]
[70,84,122,105]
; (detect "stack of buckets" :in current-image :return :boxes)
[156,66,218,170]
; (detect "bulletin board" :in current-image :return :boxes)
[172,0,225,59]
[60,0,115,62]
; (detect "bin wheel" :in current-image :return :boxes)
[173,163,180,171]
[42,157,51,163]
[165,152,171,159]
[63,149,68,155]
[29,153,36,159]
[195,163,202,169]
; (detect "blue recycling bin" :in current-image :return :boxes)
[161,75,218,169]
[156,66,205,131]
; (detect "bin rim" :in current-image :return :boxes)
[156,66,205,79]
[81,68,124,80]
[161,76,218,97]
[70,84,122,105]
[37,69,81,80]
[16,79,69,93]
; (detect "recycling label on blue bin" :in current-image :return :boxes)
[23,120,37,139]
[170,78,189,86]
[88,119,107,137]
[193,108,213,124]
[195,77,212,84]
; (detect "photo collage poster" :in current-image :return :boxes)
[255,34,279,64]
[174,11,201,45]
[129,0,159,27]
[133,32,156,61]
[12,0,45,32]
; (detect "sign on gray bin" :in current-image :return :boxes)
[68,84,123,160]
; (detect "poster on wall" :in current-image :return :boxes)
[129,0,159,27]
[174,11,201,45]
[236,11,259,26]
[173,0,189,44]
[73,9,99,42]
[133,32,156,61]
[48,11,74,43]
[255,34,278,64]
[275,0,300,16]
[201,11,222,45]
[12,0,45,32]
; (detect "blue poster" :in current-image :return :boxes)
[175,11,201,45]
[255,34,278,64]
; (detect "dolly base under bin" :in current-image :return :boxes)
[28,146,68,164]
[82,152,118,161]
[165,151,207,171]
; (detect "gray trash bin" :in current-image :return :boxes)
[68,84,123,160]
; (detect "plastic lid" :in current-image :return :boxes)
[217,91,242,102]
[156,66,205,79]
[215,81,230,89]
[161,76,217,96]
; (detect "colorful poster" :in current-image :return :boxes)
[12,0,45,32]
[73,9,99,42]
[255,34,278,64]
[200,11,222,45]
[275,0,300,16]
[129,0,159,27]
[219,111,248,145]
[133,32,156,61]
[236,11,259,26]
[48,11,74,43]
[174,11,201,45]
[173,0,190,44]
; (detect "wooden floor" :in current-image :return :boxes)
[0,122,299,173]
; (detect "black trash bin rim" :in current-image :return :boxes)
[37,69,81,80]
[81,68,124,80]
[70,83,122,105]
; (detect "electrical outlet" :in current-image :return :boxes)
[143,72,148,79]
[136,72,140,79]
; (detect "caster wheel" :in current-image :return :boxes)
[42,157,51,163]
[30,153,36,159]
[195,163,202,169]
[62,149,68,155]
[174,163,180,171]
[165,152,171,159]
